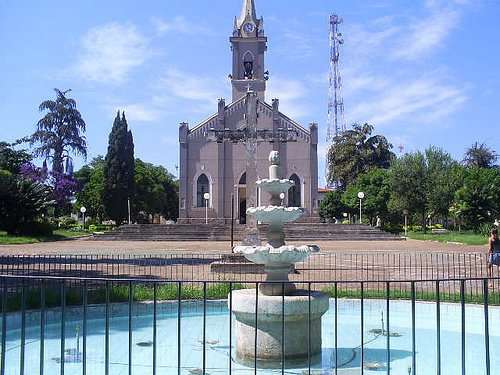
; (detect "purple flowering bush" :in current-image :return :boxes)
[19,162,79,215]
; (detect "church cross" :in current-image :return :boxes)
[208,91,299,243]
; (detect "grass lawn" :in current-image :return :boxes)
[407,230,488,246]
[0,229,90,245]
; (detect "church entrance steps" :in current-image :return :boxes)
[93,223,403,242]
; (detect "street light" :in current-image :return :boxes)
[403,209,409,237]
[204,192,210,224]
[279,192,285,206]
[80,206,87,229]
[357,192,365,224]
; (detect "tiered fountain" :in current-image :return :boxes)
[232,151,329,365]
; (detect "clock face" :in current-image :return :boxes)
[243,23,255,33]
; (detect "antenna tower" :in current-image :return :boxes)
[327,14,346,142]
[325,14,346,186]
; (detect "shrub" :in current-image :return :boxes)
[479,223,495,237]
[383,223,402,234]
[18,221,53,236]
[58,216,77,229]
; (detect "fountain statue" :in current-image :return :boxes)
[231,151,329,365]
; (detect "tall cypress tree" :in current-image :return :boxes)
[103,111,135,224]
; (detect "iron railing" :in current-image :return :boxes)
[0,275,498,375]
[0,252,496,282]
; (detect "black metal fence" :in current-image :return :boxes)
[0,252,496,282]
[0,275,498,375]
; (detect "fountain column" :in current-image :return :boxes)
[231,151,329,365]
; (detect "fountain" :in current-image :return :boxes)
[231,151,329,364]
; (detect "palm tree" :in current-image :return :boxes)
[30,89,87,174]
[463,142,498,169]
[326,123,395,189]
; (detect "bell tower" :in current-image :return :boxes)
[230,0,268,102]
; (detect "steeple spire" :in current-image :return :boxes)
[241,0,256,22]
[237,0,258,28]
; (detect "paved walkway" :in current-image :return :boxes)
[0,237,487,255]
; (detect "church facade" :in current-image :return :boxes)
[178,0,319,224]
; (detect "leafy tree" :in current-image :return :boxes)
[134,159,179,221]
[74,157,105,221]
[326,123,395,189]
[30,89,87,174]
[425,147,462,221]
[342,168,391,224]
[103,112,135,224]
[463,142,498,169]
[389,147,462,230]
[0,142,32,174]
[453,167,500,230]
[0,170,54,235]
[388,151,428,230]
[319,190,347,222]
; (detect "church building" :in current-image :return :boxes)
[178,0,319,224]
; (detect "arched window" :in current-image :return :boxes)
[196,174,210,208]
[288,174,301,207]
[243,51,254,79]
[239,172,246,185]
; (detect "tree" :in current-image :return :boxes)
[342,168,391,224]
[319,190,347,222]
[326,123,395,189]
[134,159,179,221]
[453,168,500,230]
[0,170,54,235]
[425,147,462,222]
[0,142,32,174]
[74,157,105,221]
[388,151,428,230]
[463,142,498,169]
[30,89,87,174]
[388,147,461,230]
[103,112,135,224]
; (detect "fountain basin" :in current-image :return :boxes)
[231,289,329,362]
[234,244,319,266]
[256,179,294,194]
[247,206,304,224]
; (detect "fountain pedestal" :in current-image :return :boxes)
[231,151,329,365]
[232,289,329,363]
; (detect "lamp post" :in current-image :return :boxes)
[204,192,210,225]
[231,193,235,249]
[357,192,365,224]
[403,209,409,237]
[279,192,285,206]
[80,206,87,230]
[127,198,131,225]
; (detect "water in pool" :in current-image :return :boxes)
[3,299,498,374]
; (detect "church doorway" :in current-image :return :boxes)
[288,174,301,207]
[237,173,246,224]
[239,199,247,224]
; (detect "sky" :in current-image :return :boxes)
[1,0,499,185]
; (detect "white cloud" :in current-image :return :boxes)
[119,104,162,122]
[348,76,467,126]
[75,23,151,83]
[152,16,213,36]
[392,8,460,60]
[337,0,469,133]
[157,68,230,112]
[266,78,309,119]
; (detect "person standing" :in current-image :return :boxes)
[488,228,500,283]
